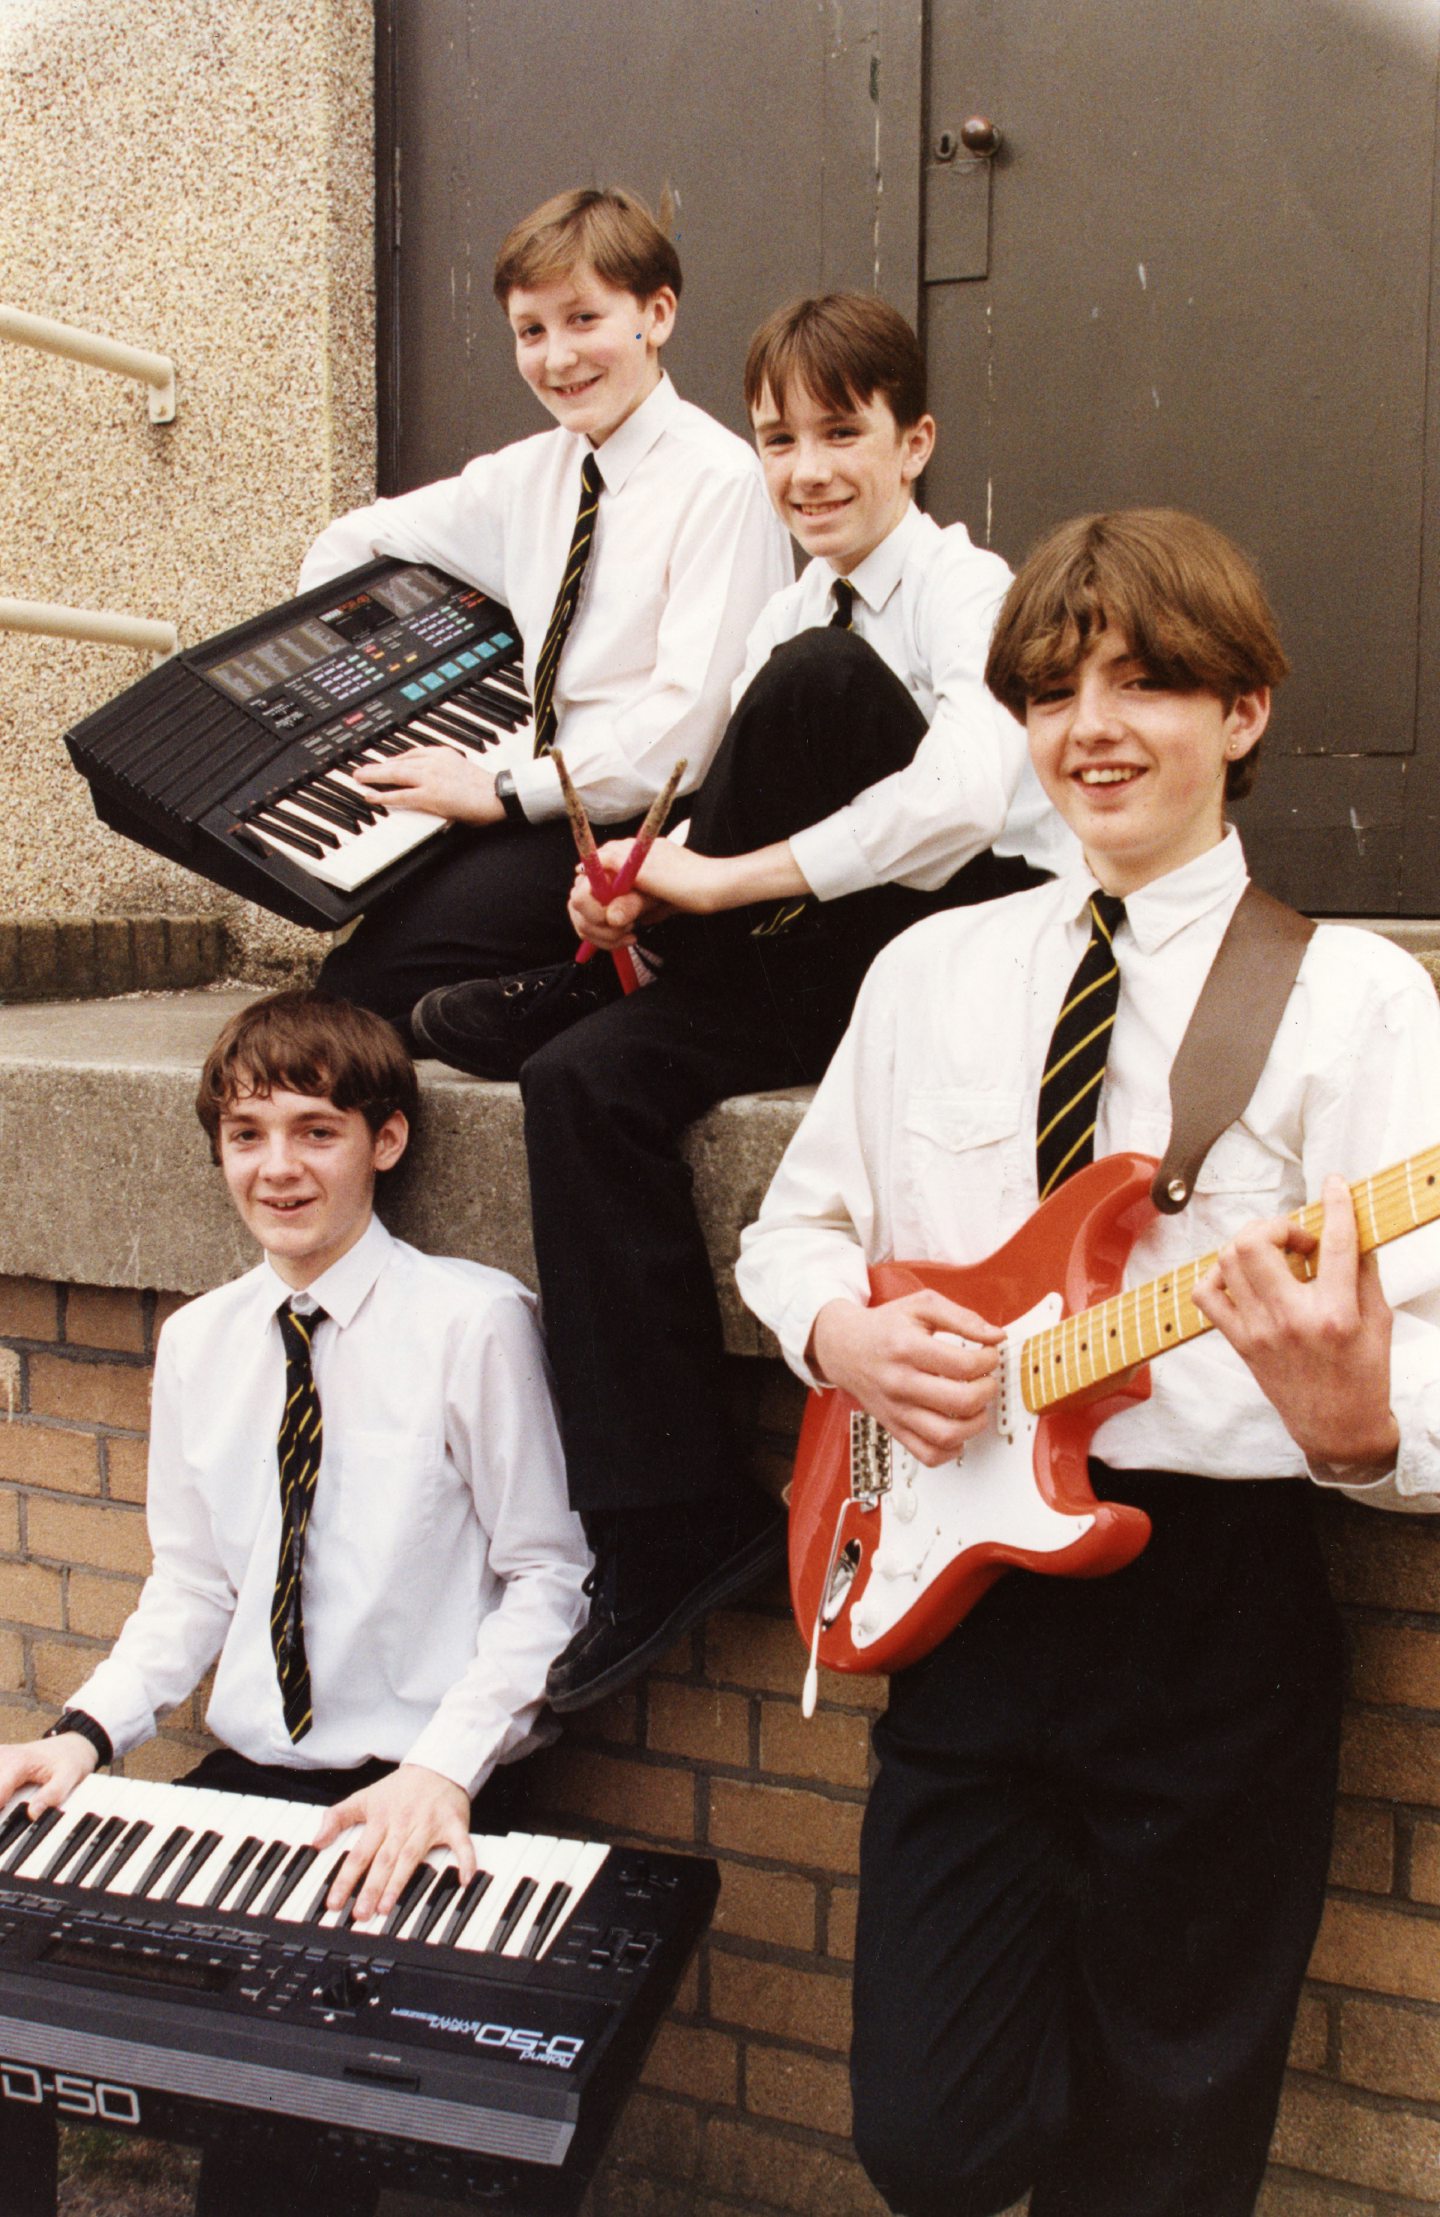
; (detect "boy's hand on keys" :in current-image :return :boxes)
[351,745,505,825]
[0,1733,99,1817]
[314,1762,477,1923]
[1193,1174,1401,1472]
[809,1293,1004,1467]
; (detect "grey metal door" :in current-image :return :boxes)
[376,0,919,475]
[922,0,1440,912]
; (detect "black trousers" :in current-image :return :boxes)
[850,1466,1344,2217]
[522,630,1041,1515]
[315,813,630,1037]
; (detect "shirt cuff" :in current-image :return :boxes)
[788,813,878,904]
[507,755,564,822]
[404,1710,557,1799]
[64,1658,155,1763]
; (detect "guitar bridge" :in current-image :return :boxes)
[849,1412,892,1506]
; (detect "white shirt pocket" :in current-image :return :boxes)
[900,1088,1026,1258]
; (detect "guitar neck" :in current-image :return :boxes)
[1020,1143,1440,1416]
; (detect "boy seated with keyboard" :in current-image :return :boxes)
[0,990,589,2217]
[736,509,1440,2216]
[298,184,791,1036]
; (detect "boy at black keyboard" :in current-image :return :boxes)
[297,185,790,1035]
[0,991,589,2216]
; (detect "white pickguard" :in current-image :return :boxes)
[847,1289,1095,1651]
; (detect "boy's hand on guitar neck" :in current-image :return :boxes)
[809,1291,1004,1467]
[1193,1173,1401,1474]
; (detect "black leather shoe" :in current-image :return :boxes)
[547,1507,787,1714]
[412,960,620,1079]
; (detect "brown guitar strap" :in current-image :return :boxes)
[1150,883,1316,1214]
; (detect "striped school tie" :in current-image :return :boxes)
[532,451,603,754]
[1035,891,1127,1199]
[271,1300,325,1742]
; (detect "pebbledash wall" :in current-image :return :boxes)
[6,1068,1440,2214]
[0,0,376,984]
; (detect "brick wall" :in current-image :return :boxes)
[6,1276,1440,2212]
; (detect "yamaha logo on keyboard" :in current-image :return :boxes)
[389,2008,585,2070]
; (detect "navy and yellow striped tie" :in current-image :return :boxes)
[1035,891,1127,1199]
[272,1300,325,1742]
[532,451,603,755]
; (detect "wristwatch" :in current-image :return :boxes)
[43,1708,113,1767]
[493,769,527,826]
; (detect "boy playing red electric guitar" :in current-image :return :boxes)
[737,509,1440,2217]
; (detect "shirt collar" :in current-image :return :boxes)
[586,372,678,494]
[843,501,932,615]
[1056,827,1249,956]
[263,1213,395,1329]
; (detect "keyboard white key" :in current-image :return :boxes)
[0,1777,608,1959]
[241,703,537,895]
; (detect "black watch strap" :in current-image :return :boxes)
[43,1708,113,1767]
[493,769,527,826]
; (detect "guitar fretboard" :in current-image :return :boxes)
[1020,1143,1440,1415]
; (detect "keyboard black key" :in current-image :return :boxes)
[0,1804,35,1860]
[160,1829,224,1903]
[258,1843,318,1919]
[523,1881,572,1960]
[204,1835,262,1910]
[40,1812,102,1883]
[298,1852,347,1926]
[438,1868,493,1947]
[132,1825,193,1898]
[382,1864,436,1939]
[91,1819,153,1891]
[252,812,326,860]
[488,1877,537,1954]
[68,1816,126,1887]
[410,1866,461,1943]
[231,1840,288,1916]
[3,1807,62,1873]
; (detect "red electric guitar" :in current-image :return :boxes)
[789,1144,1440,1708]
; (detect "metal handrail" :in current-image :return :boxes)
[0,597,177,663]
[0,304,177,423]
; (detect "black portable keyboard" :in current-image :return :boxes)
[65,558,532,930]
[0,1775,716,2210]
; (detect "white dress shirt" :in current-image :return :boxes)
[738,831,1440,1507]
[71,1217,591,1792]
[727,504,1071,900]
[298,375,792,826]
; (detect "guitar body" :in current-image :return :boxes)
[789,1153,1163,1676]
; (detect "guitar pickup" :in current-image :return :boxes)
[849,1412,892,1504]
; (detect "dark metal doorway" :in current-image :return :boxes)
[376,0,1440,913]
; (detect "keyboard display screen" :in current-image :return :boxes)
[42,1934,232,1994]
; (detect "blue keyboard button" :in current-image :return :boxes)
[457,651,479,669]
[439,661,462,679]
[401,683,426,701]
[422,671,444,690]
[492,632,514,650]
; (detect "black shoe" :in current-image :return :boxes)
[547,1501,787,1714]
[411,959,620,1079]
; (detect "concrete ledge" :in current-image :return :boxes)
[0,916,228,1003]
[0,992,811,1354]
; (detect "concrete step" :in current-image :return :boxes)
[0,991,811,1355]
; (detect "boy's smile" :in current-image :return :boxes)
[1026,630,1268,895]
[508,265,676,447]
[218,1089,408,1289]
[751,381,935,574]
